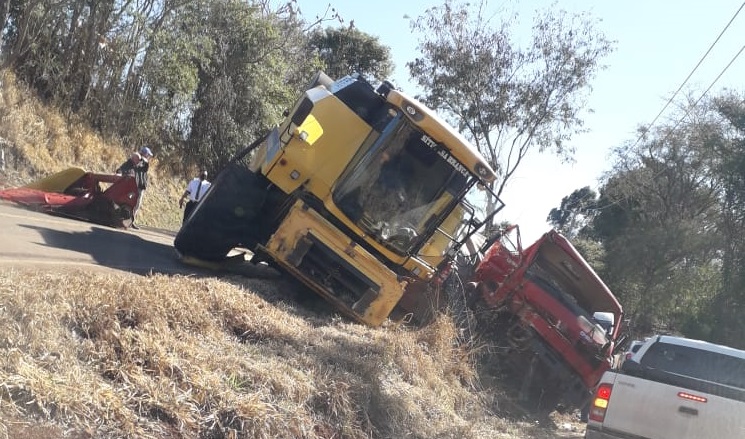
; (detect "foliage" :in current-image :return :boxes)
[551,93,745,343]
[597,102,723,333]
[547,186,597,238]
[0,0,335,175]
[185,0,315,172]
[569,236,606,275]
[705,92,745,345]
[407,0,614,222]
[308,25,393,82]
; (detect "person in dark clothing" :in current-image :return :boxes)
[116,146,153,229]
[374,148,418,211]
[179,170,211,224]
[115,151,141,177]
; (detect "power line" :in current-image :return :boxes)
[667,43,745,135]
[630,1,745,148]
[596,41,745,212]
[590,3,745,214]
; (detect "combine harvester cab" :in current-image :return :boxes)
[0,167,138,228]
[467,226,626,411]
[175,72,506,327]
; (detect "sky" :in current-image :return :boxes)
[296,0,745,243]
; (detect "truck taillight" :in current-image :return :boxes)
[589,383,613,422]
[678,392,707,403]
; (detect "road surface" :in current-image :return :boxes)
[0,200,189,275]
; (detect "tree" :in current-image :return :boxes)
[705,92,745,346]
[1,0,191,139]
[308,25,393,81]
[0,0,9,56]
[0,0,325,171]
[407,0,613,223]
[185,0,320,172]
[589,97,724,336]
[547,186,597,238]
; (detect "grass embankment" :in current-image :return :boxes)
[0,70,582,438]
[0,267,573,439]
[0,69,182,230]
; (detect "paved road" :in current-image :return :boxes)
[0,200,190,275]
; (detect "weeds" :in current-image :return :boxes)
[0,268,577,438]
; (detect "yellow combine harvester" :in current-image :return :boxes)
[175,72,504,326]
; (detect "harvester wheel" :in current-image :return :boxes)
[174,164,267,261]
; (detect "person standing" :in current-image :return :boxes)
[179,170,211,224]
[116,146,153,230]
[115,150,141,177]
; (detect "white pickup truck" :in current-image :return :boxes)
[585,335,745,439]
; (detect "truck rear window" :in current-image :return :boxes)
[641,342,745,390]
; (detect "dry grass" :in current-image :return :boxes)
[0,69,183,231]
[0,267,576,439]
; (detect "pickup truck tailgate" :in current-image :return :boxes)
[601,373,745,438]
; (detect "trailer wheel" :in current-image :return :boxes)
[117,205,133,229]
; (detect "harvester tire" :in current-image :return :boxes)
[174,164,267,261]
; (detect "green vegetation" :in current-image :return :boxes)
[548,92,745,348]
[0,0,390,176]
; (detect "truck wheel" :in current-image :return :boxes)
[174,164,267,261]
[534,387,561,414]
[519,359,561,414]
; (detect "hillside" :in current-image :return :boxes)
[0,70,583,438]
[0,70,183,231]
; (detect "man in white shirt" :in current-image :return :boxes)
[179,170,211,224]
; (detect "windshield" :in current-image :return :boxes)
[334,115,471,254]
[641,342,745,390]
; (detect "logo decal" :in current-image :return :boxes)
[420,134,470,177]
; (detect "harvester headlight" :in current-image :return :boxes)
[401,100,424,121]
[290,170,300,180]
